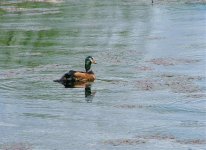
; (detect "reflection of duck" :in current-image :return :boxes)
[54,56,96,87]
[85,84,96,103]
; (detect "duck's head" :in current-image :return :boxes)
[85,56,96,72]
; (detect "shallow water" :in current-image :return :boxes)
[0,1,206,150]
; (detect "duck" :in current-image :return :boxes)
[54,56,96,87]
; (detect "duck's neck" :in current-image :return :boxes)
[85,61,91,72]
[85,67,92,72]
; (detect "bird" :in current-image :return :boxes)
[54,56,96,87]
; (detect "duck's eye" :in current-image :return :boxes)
[89,58,93,62]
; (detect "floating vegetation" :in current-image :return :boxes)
[103,138,146,146]
[135,65,153,72]
[27,0,64,4]
[0,0,62,15]
[15,1,54,9]
[103,134,206,147]
[176,139,206,144]
[135,74,204,94]
[114,104,152,109]
[148,58,200,66]
[0,8,7,15]
[0,142,32,150]
[186,93,206,99]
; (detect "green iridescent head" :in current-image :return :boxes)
[85,56,96,72]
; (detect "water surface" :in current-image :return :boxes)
[0,1,206,150]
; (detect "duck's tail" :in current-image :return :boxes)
[54,71,76,84]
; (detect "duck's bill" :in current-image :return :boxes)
[92,59,97,64]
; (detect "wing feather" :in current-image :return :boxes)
[74,72,95,82]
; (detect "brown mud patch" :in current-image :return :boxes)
[148,58,200,66]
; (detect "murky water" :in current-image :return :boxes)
[0,0,206,150]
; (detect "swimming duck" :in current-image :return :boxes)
[54,56,96,87]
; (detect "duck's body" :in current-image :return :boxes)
[54,56,96,87]
[65,70,96,82]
